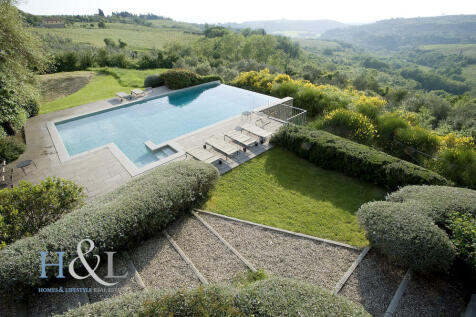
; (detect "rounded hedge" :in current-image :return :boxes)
[386,185,476,223]
[144,74,164,88]
[0,138,26,163]
[161,69,222,90]
[358,201,456,273]
[56,277,370,317]
[0,161,219,296]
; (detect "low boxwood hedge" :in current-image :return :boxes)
[161,69,223,89]
[386,185,476,224]
[144,73,164,88]
[358,201,456,273]
[57,277,370,317]
[271,125,449,189]
[0,161,219,296]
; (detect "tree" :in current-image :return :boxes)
[98,21,106,28]
[0,0,46,135]
[98,8,105,17]
[118,39,127,49]
[104,37,116,48]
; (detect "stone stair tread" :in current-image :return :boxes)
[82,252,142,303]
[198,212,359,290]
[393,274,466,317]
[129,234,201,290]
[167,216,248,285]
[28,279,89,317]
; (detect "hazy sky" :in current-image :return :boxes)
[18,0,476,24]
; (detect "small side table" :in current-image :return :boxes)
[16,160,37,175]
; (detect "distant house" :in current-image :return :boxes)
[41,18,65,28]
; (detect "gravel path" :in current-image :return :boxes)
[28,279,89,317]
[167,216,248,285]
[82,252,143,303]
[394,273,466,317]
[339,249,405,317]
[130,234,201,290]
[199,212,359,291]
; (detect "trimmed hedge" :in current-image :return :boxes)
[57,277,370,317]
[358,201,456,273]
[386,185,476,224]
[143,73,164,88]
[271,125,449,189]
[162,69,223,89]
[0,161,219,296]
[0,137,26,163]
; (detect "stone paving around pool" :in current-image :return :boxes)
[7,87,283,198]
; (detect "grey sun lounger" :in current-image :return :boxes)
[187,147,223,165]
[205,137,241,159]
[240,124,273,142]
[225,130,258,151]
[116,92,130,102]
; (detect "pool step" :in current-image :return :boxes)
[165,216,249,285]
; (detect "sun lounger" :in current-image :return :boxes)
[225,130,257,151]
[205,137,241,159]
[240,124,273,142]
[131,89,145,97]
[187,147,222,165]
[116,92,130,102]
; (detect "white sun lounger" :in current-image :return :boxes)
[187,147,222,165]
[131,88,145,97]
[205,137,241,159]
[240,124,273,142]
[225,130,258,151]
[116,92,130,102]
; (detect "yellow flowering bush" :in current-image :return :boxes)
[354,95,387,121]
[230,69,274,94]
[321,109,377,143]
[438,133,475,150]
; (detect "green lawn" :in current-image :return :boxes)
[33,22,200,50]
[203,148,386,247]
[39,68,166,114]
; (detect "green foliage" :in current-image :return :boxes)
[0,137,25,163]
[161,69,222,89]
[232,270,268,287]
[447,212,476,272]
[144,74,164,88]
[230,69,274,94]
[58,277,370,317]
[0,161,219,296]
[357,201,456,273]
[428,147,476,189]
[360,185,476,273]
[0,177,84,248]
[321,109,377,143]
[271,125,449,189]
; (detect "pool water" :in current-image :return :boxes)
[55,83,280,167]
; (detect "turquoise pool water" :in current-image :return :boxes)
[55,83,280,167]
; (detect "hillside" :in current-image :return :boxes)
[222,19,347,38]
[322,15,476,50]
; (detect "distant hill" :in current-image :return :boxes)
[221,19,347,38]
[321,15,476,50]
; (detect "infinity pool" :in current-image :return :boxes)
[55,83,280,167]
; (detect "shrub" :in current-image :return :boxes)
[230,69,274,94]
[321,109,377,143]
[430,147,476,189]
[271,125,449,189]
[0,161,219,296]
[270,80,300,99]
[161,69,222,90]
[0,138,26,163]
[144,74,164,88]
[447,212,476,272]
[58,277,370,317]
[0,177,85,248]
[354,95,386,121]
[21,98,39,117]
[386,185,476,224]
[393,126,440,159]
[357,201,456,273]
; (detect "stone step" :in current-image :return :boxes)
[198,212,360,291]
[129,233,201,290]
[166,215,249,285]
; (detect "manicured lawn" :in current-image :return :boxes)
[39,68,167,114]
[203,148,386,247]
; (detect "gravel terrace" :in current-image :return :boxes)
[129,234,201,290]
[198,212,360,291]
[166,216,249,285]
[394,273,467,317]
[339,249,406,317]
